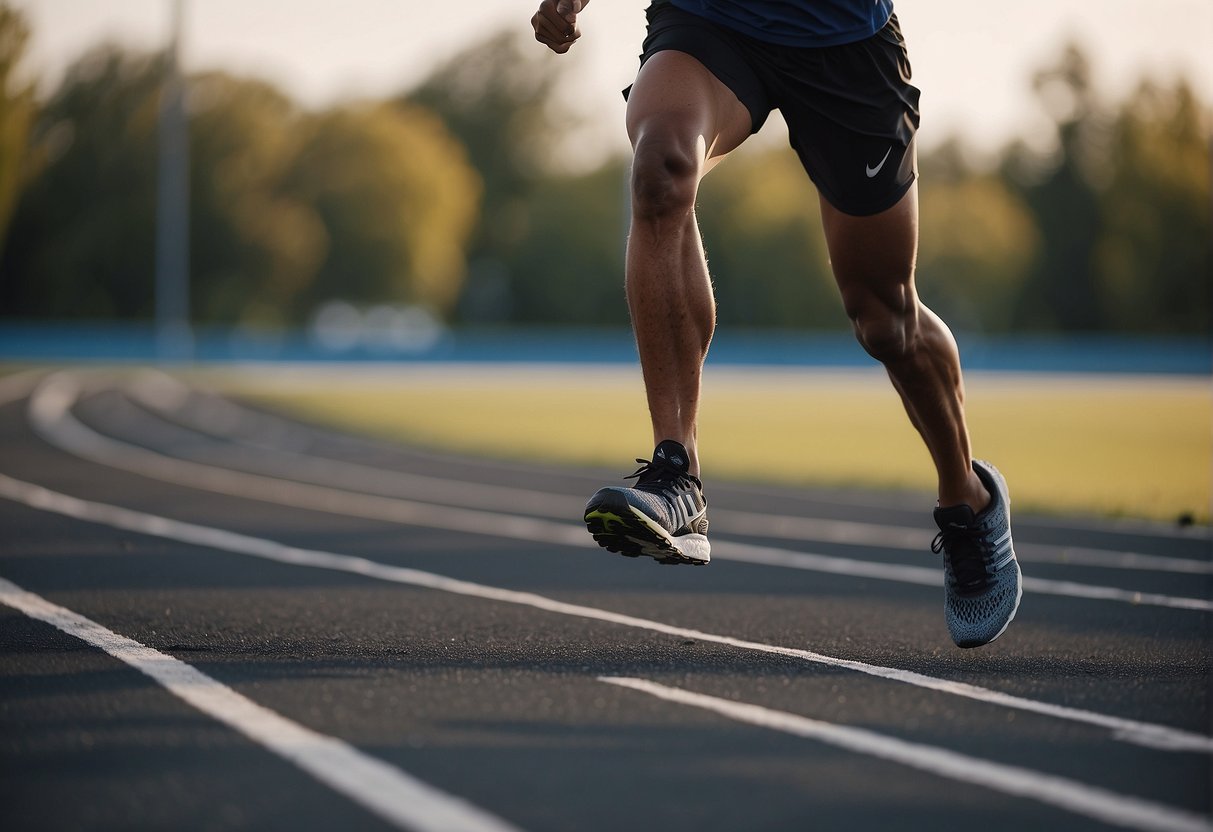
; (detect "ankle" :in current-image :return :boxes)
[654,435,699,477]
[939,470,990,516]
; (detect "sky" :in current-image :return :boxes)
[11,0,1213,163]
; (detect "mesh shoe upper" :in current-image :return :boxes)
[932,460,1022,648]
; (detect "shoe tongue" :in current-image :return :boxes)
[934,503,976,531]
[653,439,690,472]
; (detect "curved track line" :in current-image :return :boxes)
[29,373,1213,612]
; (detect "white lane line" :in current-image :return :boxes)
[0,470,1208,756]
[0,575,522,832]
[30,373,1213,613]
[126,371,1213,576]
[1026,547,1213,575]
[599,677,1213,832]
[30,373,589,547]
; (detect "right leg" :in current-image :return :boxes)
[580,50,752,566]
[624,50,752,477]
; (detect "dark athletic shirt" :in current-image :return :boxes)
[667,0,895,47]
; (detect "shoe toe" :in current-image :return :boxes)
[946,560,1022,648]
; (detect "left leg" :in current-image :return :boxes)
[822,184,1022,648]
[790,13,1019,647]
[819,183,988,512]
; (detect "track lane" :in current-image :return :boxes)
[1,369,1209,831]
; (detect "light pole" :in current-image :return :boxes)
[155,0,191,361]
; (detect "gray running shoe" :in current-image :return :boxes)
[584,440,710,565]
[932,460,1022,648]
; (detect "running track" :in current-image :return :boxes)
[1,368,1209,832]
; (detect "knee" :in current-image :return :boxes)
[630,131,700,223]
[847,294,919,365]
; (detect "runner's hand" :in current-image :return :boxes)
[532,0,588,54]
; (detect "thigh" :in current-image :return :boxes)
[625,4,765,169]
[820,181,919,315]
[626,51,753,168]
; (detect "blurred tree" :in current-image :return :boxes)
[1003,43,1107,331]
[284,102,480,319]
[0,2,34,261]
[0,48,325,324]
[1094,79,1211,333]
[1001,43,1211,335]
[0,45,162,319]
[1,44,479,325]
[917,139,1039,332]
[187,72,324,325]
[500,158,629,325]
[400,30,572,320]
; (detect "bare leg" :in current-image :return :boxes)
[820,186,990,511]
[624,51,752,477]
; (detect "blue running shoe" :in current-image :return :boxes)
[932,460,1022,648]
[584,440,710,565]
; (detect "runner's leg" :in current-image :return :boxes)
[820,184,990,512]
[624,50,752,477]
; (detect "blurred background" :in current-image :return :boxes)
[0,0,1209,365]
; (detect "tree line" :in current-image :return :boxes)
[0,4,1208,334]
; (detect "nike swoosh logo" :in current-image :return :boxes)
[866,146,892,178]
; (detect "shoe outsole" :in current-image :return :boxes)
[584,496,709,566]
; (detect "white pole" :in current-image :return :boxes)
[155,0,191,361]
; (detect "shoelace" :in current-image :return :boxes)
[931,526,990,595]
[626,457,702,498]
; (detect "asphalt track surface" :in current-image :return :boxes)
[1,367,1210,832]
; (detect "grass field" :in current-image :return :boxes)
[205,364,1211,525]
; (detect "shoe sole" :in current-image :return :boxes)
[584,497,710,566]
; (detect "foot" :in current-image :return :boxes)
[932,460,1022,648]
[583,440,710,565]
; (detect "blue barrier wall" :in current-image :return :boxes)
[0,322,1208,374]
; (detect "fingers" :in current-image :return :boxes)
[555,0,583,20]
[532,0,581,53]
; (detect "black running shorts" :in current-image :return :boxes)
[631,1,922,216]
